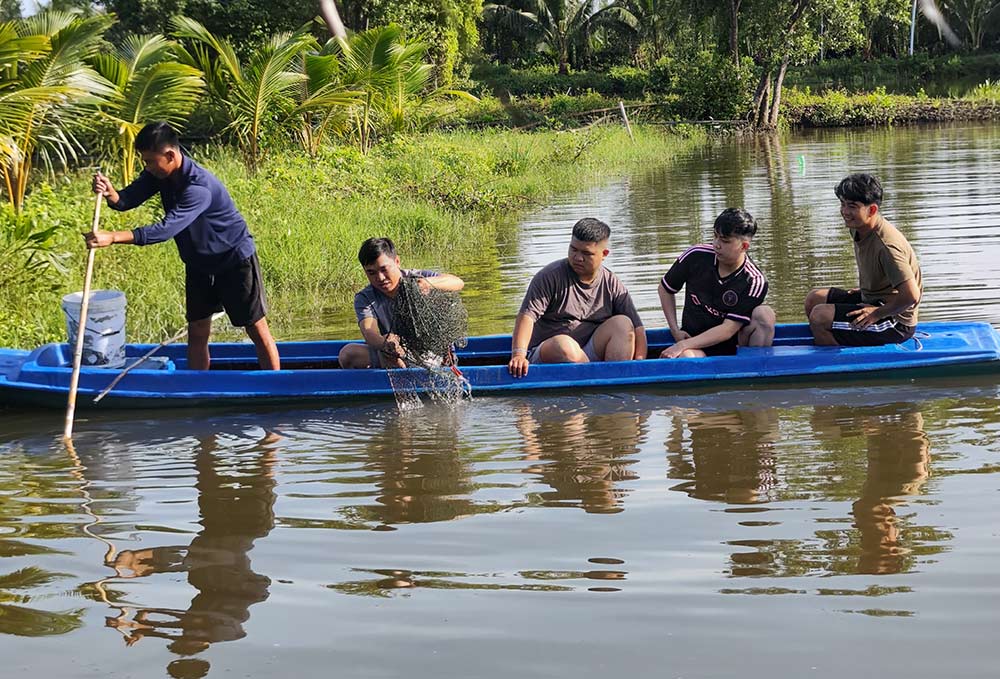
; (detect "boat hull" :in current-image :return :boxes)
[2,322,999,410]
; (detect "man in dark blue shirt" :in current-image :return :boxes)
[86,122,280,370]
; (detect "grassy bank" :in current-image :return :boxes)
[782,85,1000,126]
[0,125,703,349]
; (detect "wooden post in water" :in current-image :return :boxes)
[618,101,635,142]
[63,190,103,441]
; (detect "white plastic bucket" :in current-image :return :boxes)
[61,290,127,368]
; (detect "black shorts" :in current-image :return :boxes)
[702,334,738,356]
[826,287,914,346]
[185,253,268,327]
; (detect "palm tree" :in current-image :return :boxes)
[91,33,205,184]
[0,12,113,212]
[485,0,600,75]
[171,16,315,173]
[596,0,678,64]
[291,45,361,157]
[332,25,476,152]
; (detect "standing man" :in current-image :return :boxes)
[658,208,775,358]
[805,173,922,346]
[339,237,465,369]
[87,121,280,370]
[508,218,646,377]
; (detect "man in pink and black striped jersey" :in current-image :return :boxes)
[658,208,776,358]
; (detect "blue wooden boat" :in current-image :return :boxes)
[1,322,999,409]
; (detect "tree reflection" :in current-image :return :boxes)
[102,430,279,676]
[516,404,646,513]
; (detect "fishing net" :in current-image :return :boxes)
[383,276,471,409]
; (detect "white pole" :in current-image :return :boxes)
[618,101,634,142]
[909,0,918,56]
[63,191,103,440]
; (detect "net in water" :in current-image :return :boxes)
[384,276,471,408]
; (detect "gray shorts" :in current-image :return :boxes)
[527,334,599,364]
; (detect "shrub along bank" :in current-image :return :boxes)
[781,85,1000,126]
[0,125,702,349]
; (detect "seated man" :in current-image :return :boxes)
[508,218,646,378]
[659,208,775,358]
[804,173,922,346]
[338,237,464,369]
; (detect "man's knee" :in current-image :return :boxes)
[539,335,586,363]
[601,314,635,340]
[804,288,829,317]
[338,343,371,369]
[808,303,835,327]
[741,305,776,347]
[188,318,212,342]
[752,305,776,329]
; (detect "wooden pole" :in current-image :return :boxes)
[93,311,224,404]
[63,190,103,441]
[618,101,635,142]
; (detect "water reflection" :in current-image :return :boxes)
[103,430,278,676]
[663,398,950,580]
[666,408,780,505]
[351,408,482,527]
[516,403,646,513]
[810,405,935,576]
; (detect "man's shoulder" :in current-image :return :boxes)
[354,284,380,306]
[181,157,221,187]
[677,244,715,263]
[742,256,769,284]
[530,259,570,282]
[876,219,916,251]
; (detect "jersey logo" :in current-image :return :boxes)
[722,290,739,307]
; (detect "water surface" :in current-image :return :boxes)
[3,123,1000,677]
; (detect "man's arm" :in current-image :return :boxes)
[848,278,921,329]
[358,317,405,369]
[417,274,464,294]
[85,230,136,249]
[508,313,535,378]
[633,326,647,360]
[94,171,158,211]
[131,184,212,246]
[661,320,742,358]
[657,286,690,342]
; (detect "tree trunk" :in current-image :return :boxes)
[751,68,771,128]
[768,56,790,128]
[729,0,741,63]
[318,0,347,39]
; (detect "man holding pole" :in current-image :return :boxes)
[86,121,280,370]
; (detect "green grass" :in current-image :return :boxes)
[780,85,1000,126]
[0,124,703,348]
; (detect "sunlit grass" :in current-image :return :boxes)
[1,125,702,347]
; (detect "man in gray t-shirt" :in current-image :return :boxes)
[508,218,646,377]
[339,237,464,369]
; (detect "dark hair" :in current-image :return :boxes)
[571,217,611,243]
[134,121,180,152]
[835,173,883,206]
[714,208,758,239]
[358,237,397,266]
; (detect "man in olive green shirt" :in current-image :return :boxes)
[805,173,922,346]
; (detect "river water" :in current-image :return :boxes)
[2,123,1000,678]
